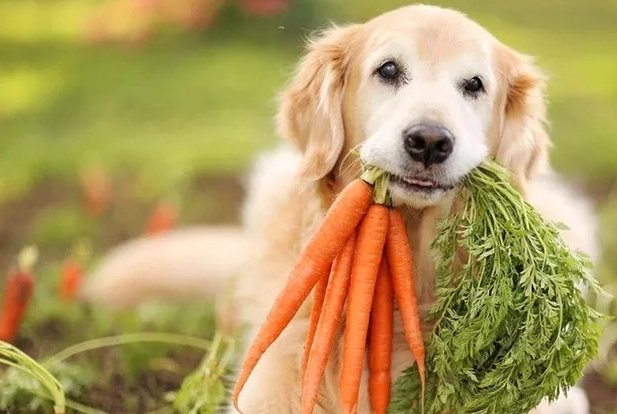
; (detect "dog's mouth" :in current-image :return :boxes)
[390,174,457,194]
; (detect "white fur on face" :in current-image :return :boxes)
[359,31,495,208]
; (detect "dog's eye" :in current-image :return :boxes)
[463,76,484,95]
[377,61,399,80]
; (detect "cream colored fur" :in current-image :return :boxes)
[232,5,596,414]
[81,226,248,308]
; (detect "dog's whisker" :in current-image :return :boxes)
[337,157,363,178]
[337,143,364,178]
[338,143,364,169]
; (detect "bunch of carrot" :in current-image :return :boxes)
[233,167,425,414]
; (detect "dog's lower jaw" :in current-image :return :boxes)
[390,182,458,210]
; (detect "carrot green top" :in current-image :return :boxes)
[361,166,390,206]
[388,160,603,414]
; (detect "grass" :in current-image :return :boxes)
[0,0,615,412]
[0,38,295,201]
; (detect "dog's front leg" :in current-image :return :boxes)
[228,320,306,414]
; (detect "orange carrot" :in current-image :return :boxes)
[233,179,373,412]
[60,260,82,302]
[386,209,425,400]
[145,201,178,235]
[0,248,38,343]
[368,256,394,414]
[301,233,357,414]
[339,204,390,414]
[301,269,330,379]
[0,270,34,342]
[79,166,111,216]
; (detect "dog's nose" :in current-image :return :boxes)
[403,123,454,167]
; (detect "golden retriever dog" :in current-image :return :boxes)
[83,4,598,413]
[232,5,597,414]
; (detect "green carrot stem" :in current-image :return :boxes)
[0,340,66,413]
[361,166,390,205]
[45,332,211,366]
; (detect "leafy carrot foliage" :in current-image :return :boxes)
[389,161,603,414]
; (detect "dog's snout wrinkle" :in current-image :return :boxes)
[403,123,455,167]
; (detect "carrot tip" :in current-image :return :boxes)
[231,395,244,414]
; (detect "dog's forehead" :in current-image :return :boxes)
[362,6,494,69]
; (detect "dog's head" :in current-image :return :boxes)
[277,5,548,208]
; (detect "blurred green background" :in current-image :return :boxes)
[1,0,616,198]
[0,0,615,412]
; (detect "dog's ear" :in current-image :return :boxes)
[493,46,550,192]
[276,25,360,181]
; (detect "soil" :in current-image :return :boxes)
[81,349,203,413]
[583,364,617,414]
